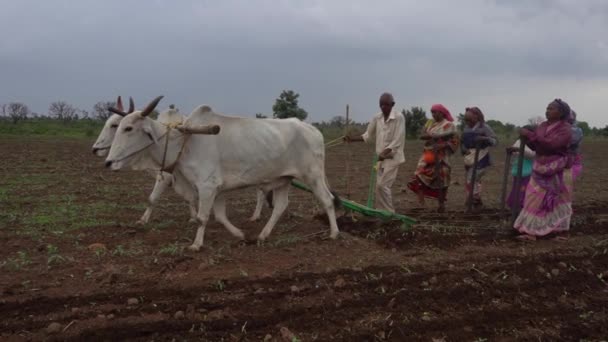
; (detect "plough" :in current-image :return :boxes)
[289,154,417,228]
[288,103,417,228]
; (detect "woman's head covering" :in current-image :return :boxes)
[430,104,453,122]
[551,98,571,120]
[465,106,485,123]
[567,109,577,124]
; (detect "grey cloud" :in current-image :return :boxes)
[0,0,607,126]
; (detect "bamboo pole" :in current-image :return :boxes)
[345,104,351,199]
[466,143,481,213]
[499,148,512,212]
[511,137,527,225]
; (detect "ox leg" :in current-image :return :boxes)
[257,183,290,241]
[213,193,246,239]
[187,202,198,223]
[188,187,217,252]
[308,178,340,239]
[249,189,266,222]
[137,172,172,225]
[172,172,199,223]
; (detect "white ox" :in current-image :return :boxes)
[91,96,272,225]
[105,96,341,251]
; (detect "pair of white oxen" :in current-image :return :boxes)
[92,96,341,251]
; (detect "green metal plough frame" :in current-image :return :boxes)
[290,154,417,228]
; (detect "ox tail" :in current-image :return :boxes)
[330,190,342,209]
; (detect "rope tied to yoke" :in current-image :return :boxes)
[158,122,191,179]
[325,136,345,149]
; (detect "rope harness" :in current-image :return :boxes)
[158,122,191,179]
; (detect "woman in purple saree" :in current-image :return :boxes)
[514,99,573,241]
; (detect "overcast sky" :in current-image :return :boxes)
[1,0,607,127]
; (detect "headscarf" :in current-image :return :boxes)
[430,104,454,122]
[465,106,485,123]
[552,98,571,120]
[567,109,577,125]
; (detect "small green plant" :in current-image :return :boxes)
[111,245,130,257]
[47,244,66,265]
[214,280,226,292]
[271,234,301,247]
[1,251,32,270]
[94,248,106,259]
[84,268,94,279]
[159,243,182,256]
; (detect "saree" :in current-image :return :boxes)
[514,121,573,236]
[407,120,458,199]
[506,139,535,210]
[460,123,497,204]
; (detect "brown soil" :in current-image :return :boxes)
[1,135,607,341]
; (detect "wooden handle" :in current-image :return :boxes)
[177,124,221,135]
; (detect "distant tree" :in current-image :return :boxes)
[49,101,79,122]
[486,119,505,133]
[92,101,116,121]
[2,102,30,124]
[504,123,516,138]
[272,90,308,121]
[457,113,465,131]
[255,113,268,119]
[329,115,347,128]
[528,116,545,126]
[577,121,591,136]
[401,106,428,139]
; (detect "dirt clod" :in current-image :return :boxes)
[280,327,297,341]
[46,322,62,334]
[88,243,107,252]
[334,277,346,288]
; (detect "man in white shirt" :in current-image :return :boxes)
[345,92,406,212]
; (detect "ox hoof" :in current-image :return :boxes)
[248,216,260,222]
[330,231,339,239]
[187,244,201,252]
[135,219,147,226]
[234,231,246,240]
[188,218,198,224]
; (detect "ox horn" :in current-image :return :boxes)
[116,96,124,112]
[128,97,135,114]
[140,95,164,117]
[108,106,127,117]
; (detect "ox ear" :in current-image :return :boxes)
[142,120,161,145]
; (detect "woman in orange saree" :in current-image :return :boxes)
[407,104,459,212]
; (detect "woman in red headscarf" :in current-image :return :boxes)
[407,104,459,212]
